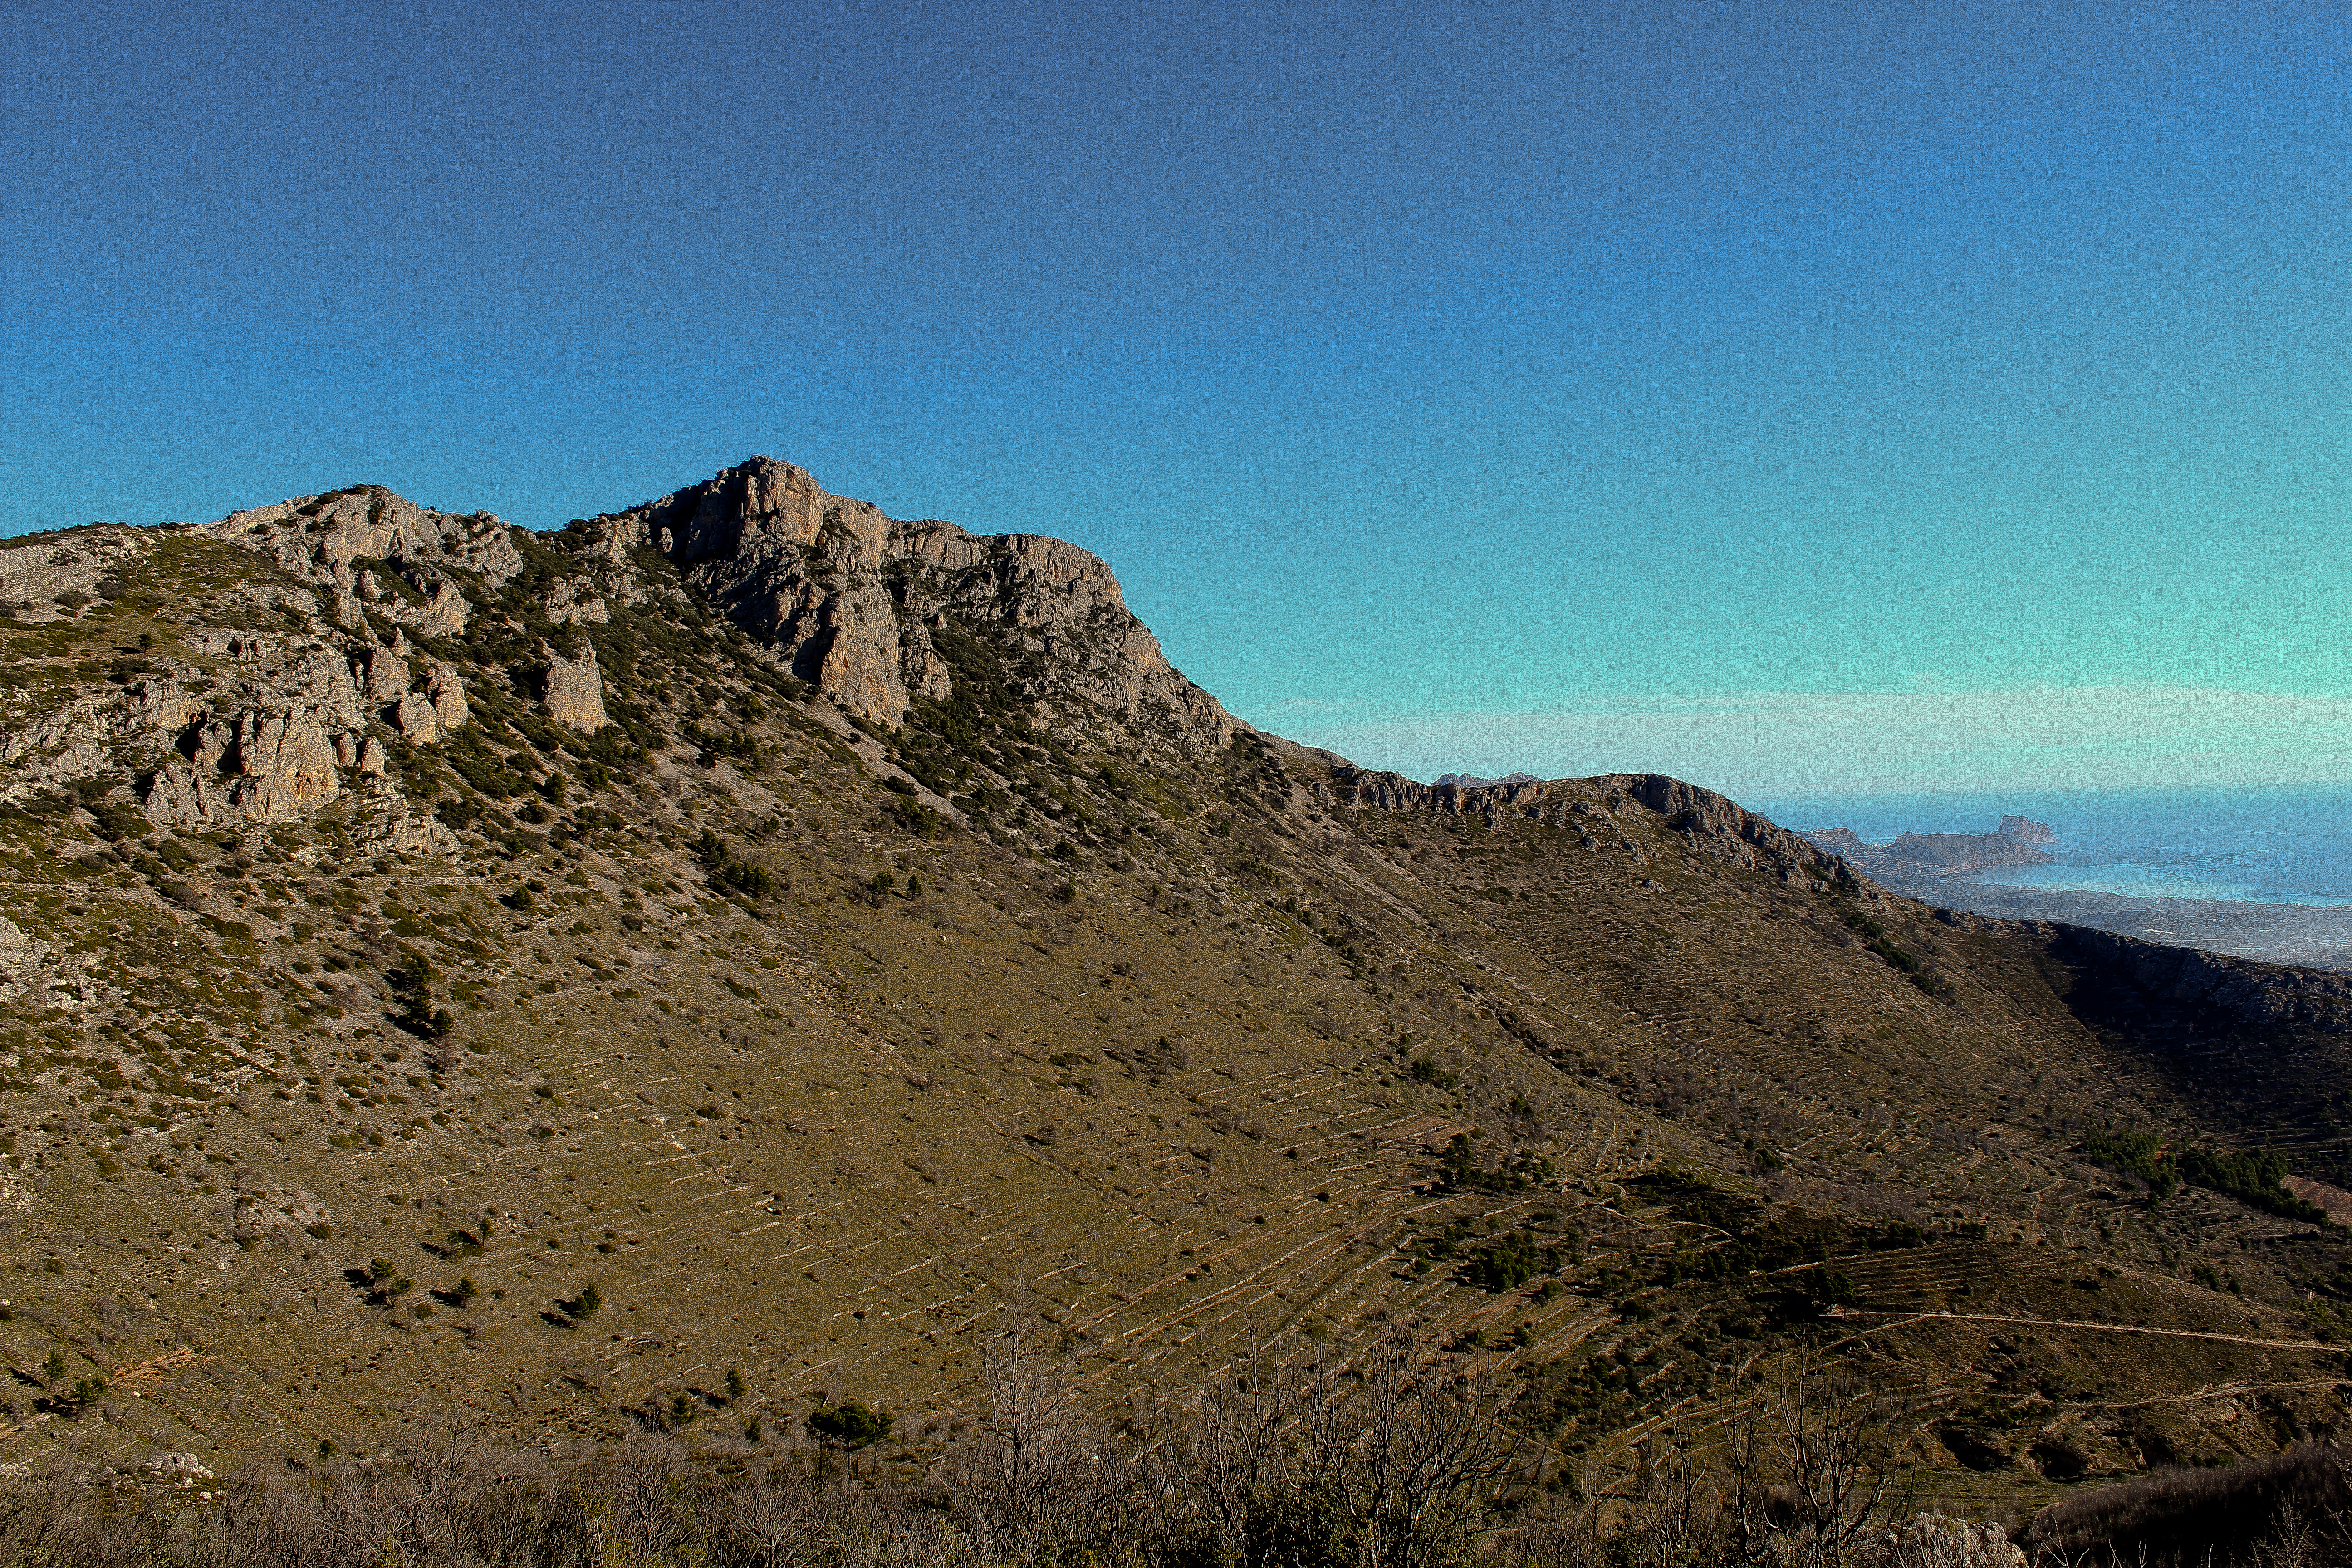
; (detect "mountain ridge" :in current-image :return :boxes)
[0,460,2345,1514]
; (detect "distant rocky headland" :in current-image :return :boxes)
[1801,813,2352,972]
[1999,813,2056,845]
[1801,815,2057,877]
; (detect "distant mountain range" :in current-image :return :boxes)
[1431,771,1540,789]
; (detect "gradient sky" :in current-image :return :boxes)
[5,2,2347,796]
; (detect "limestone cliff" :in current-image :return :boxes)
[581,457,1234,760]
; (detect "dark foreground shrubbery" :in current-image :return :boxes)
[0,1327,2338,1568]
[2025,1442,2352,1566]
[0,1330,1519,1568]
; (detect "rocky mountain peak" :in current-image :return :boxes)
[579,458,1230,758]
[632,456,892,571]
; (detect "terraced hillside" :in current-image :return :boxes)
[0,460,2344,1513]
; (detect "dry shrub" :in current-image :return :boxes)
[2023,1442,2352,1566]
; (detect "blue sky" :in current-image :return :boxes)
[5,1,2347,796]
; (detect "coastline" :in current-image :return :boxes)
[1867,865,2352,972]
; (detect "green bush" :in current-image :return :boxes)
[805,1399,893,1450]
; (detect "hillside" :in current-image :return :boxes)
[0,459,2346,1515]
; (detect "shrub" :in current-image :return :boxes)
[2026,1442,2352,1563]
[1470,1235,1547,1293]
[806,1399,893,1450]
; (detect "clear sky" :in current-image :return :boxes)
[5,2,2347,797]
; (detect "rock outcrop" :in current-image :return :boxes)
[145,706,344,825]
[1311,762,1855,892]
[1432,771,1539,789]
[5,458,1236,839]
[582,458,1233,760]
[2018,921,2352,1035]
[201,484,522,636]
[1999,814,2057,845]
[539,640,608,732]
[425,661,469,730]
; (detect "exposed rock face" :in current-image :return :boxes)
[1999,814,2057,845]
[584,457,1233,760]
[359,646,409,704]
[392,693,441,745]
[5,458,1233,839]
[2015,921,2352,1035]
[892,518,1234,761]
[69,634,382,828]
[201,484,524,635]
[0,530,144,620]
[589,459,912,720]
[539,640,608,732]
[145,707,344,825]
[1628,773,1858,888]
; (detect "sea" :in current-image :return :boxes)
[1738,784,2352,910]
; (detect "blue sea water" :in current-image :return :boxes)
[1737,784,2352,909]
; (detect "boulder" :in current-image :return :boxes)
[204,485,524,594]
[425,661,469,730]
[358,646,409,705]
[392,693,440,745]
[418,580,470,636]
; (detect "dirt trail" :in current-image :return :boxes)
[1827,1306,2340,1352]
